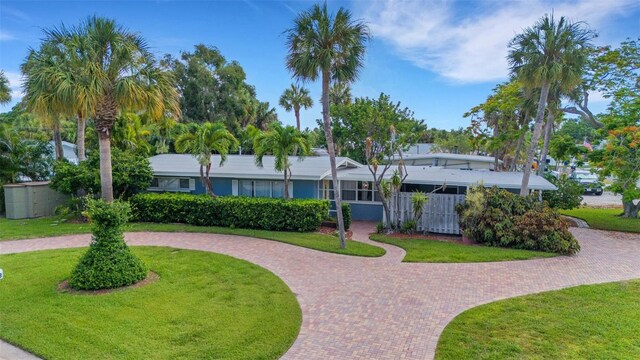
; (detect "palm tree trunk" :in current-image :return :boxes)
[53,127,64,161]
[322,70,346,248]
[97,131,114,202]
[294,107,301,131]
[538,107,554,175]
[520,81,550,196]
[493,123,499,171]
[511,128,526,171]
[284,167,290,200]
[77,114,86,162]
[205,163,216,198]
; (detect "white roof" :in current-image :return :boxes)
[336,166,556,190]
[397,152,501,164]
[149,154,361,181]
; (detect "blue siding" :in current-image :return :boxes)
[348,203,384,221]
[190,177,232,195]
[212,178,233,196]
[293,180,318,199]
[192,177,206,195]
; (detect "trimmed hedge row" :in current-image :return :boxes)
[130,193,330,232]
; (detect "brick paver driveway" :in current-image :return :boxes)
[1,222,639,359]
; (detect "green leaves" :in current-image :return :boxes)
[130,193,330,232]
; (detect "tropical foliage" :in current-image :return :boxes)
[253,122,312,199]
[279,83,313,130]
[508,14,594,195]
[285,3,369,248]
[175,122,239,197]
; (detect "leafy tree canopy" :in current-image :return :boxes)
[329,93,425,163]
[163,44,278,134]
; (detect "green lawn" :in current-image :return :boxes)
[560,207,640,233]
[436,279,640,359]
[0,217,385,257]
[370,235,557,263]
[0,247,301,359]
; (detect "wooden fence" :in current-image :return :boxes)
[389,193,466,234]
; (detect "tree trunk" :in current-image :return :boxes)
[321,70,346,248]
[77,114,86,162]
[294,107,301,131]
[622,200,639,218]
[205,163,216,198]
[511,129,526,172]
[538,107,554,176]
[95,95,117,202]
[374,180,391,229]
[284,167,290,200]
[97,131,114,202]
[53,127,64,161]
[493,123,499,171]
[520,81,550,196]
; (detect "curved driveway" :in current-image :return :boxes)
[1,223,639,359]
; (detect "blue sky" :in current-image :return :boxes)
[1,0,638,130]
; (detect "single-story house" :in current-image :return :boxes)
[148,154,555,224]
[391,153,501,170]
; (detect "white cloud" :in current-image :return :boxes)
[4,71,24,100]
[0,30,15,41]
[360,0,639,83]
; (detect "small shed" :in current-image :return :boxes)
[3,182,68,219]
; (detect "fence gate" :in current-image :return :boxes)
[390,193,466,234]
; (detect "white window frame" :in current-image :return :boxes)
[149,177,195,192]
[232,179,290,198]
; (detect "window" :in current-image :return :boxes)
[341,181,357,201]
[320,180,334,200]
[150,177,192,192]
[238,180,286,198]
[339,180,380,202]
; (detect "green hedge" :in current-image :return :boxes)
[130,193,330,232]
[340,203,352,230]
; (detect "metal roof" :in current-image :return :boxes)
[336,166,556,190]
[149,154,361,181]
[396,152,501,163]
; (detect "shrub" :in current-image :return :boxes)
[542,173,584,210]
[50,149,152,199]
[69,199,147,290]
[376,221,385,234]
[130,193,329,232]
[515,207,580,255]
[400,219,417,234]
[340,202,352,230]
[457,186,579,255]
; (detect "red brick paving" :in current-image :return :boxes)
[1,222,639,359]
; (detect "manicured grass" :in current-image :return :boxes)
[0,247,301,359]
[436,280,640,359]
[370,235,557,263]
[0,217,385,257]
[560,207,640,233]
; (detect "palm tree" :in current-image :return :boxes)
[0,71,11,104]
[175,122,239,197]
[279,84,313,130]
[253,123,311,199]
[330,81,352,106]
[508,14,594,196]
[23,17,178,193]
[285,3,369,248]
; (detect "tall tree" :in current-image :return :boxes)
[285,3,369,248]
[253,123,311,199]
[279,84,313,130]
[508,14,594,196]
[0,71,11,104]
[175,122,239,197]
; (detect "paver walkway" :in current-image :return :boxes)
[1,222,639,359]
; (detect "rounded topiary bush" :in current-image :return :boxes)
[69,199,147,290]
